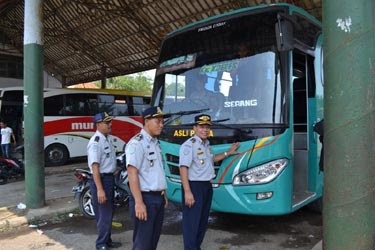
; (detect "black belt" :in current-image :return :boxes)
[142,191,164,196]
[100,173,114,177]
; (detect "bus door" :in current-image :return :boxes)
[292,51,317,207]
[0,90,24,144]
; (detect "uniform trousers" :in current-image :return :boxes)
[90,175,114,248]
[130,192,165,250]
[182,181,213,250]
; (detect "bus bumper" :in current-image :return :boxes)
[166,163,293,215]
[212,165,293,215]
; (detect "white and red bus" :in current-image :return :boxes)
[0,87,150,166]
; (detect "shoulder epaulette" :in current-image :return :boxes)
[94,136,100,142]
[135,134,143,141]
[190,138,196,143]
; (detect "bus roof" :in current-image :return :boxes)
[0,87,150,98]
[167,3,321,38]
[64,88,150,97]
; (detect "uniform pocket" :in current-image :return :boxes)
[104,147,111,158]
[146,152,158,167]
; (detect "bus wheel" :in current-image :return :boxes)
[45,144,69,167]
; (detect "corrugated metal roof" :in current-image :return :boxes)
[0,0,322,85]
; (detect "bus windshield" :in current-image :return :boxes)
[153,10,287,129]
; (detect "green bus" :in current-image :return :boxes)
[151,3,323,215]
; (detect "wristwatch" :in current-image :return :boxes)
[224,151,228,158]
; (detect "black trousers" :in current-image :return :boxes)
[182,181,213,250]
[90,175,114,248]
[130,192,165,250]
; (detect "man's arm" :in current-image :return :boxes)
[92,163,106,204]
[180,166,194,208]
[11,132,16,145]
[127,165,147,221]
[214,142,240,162]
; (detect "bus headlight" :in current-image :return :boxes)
[233,158,288,185]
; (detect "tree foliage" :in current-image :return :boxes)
[165,82,186,97]
[91,72,153,94]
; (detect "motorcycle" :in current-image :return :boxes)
[0,145,24,185]
[72,152,131,219]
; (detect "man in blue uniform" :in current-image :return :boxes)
[125,106,168,250]
[87,112,122,250]
[179,114,240,250]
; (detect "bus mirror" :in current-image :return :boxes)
[275,18,293,51]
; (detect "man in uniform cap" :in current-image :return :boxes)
[179,114,240,250]
[125,106,168,250]
[87,112,122,250]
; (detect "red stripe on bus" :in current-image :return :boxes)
[44,116,143,142]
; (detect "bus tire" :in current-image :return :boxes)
[307,197,322,213]
[45,144,69,167]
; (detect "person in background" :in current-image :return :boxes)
[179,114,240,250]
[189,74,215,107]
[125,106,168,250]
[0,121,16,159]
[87,112,122,250]
[313,119,324,171]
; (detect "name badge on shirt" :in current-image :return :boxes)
[197,153,206,165]
[104,147,111,158]
[147,152,156,167]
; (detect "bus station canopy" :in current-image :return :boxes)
[0,0,321,85]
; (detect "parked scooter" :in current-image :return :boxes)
[72,152,130,219]
[0,145,24,185]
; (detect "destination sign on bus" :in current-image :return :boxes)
[173,129,214,137]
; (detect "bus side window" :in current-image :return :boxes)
[98,94,115,114]
[293,77,307,130]
[65,94,97,116]
[113,95,128,116]
[129,96,151,116]
[85,94,98,115]
[45,95,64,116]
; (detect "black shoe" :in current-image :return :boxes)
[96,246,109,250]
[107,242,122,248]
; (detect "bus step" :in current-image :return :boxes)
[292,191,316,208]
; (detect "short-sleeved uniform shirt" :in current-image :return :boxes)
[1,127,13,144]
[87,130,116,174]
[125,129,166,191]
[179,135,215,181]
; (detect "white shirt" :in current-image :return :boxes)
[87,130,116,174]
[179,135,215,181]
[125,129,167,191]
[1,127,13,144]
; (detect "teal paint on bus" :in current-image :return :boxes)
[155,4,323,215]
[163,129,298,215]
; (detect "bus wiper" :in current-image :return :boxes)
[176,118,230,127]
[164,108,210,125]
[211,120,252,134]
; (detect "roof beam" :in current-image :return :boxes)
[73,0,161,50]
[44,0,122,75]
